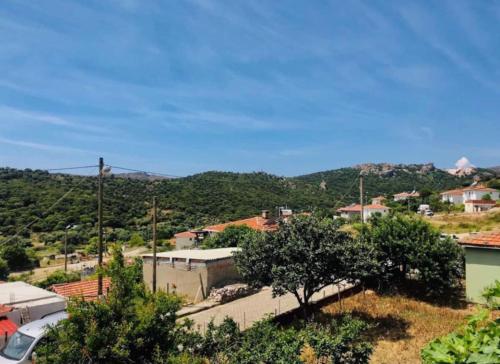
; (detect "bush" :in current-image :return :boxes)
[482,280,500,309]
[1,242,38,271]
[421,310,500,364]
[35,270,81,289]
[197,315,372,364]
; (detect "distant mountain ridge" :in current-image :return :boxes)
[0,163,497,238]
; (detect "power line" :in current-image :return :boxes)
[46,165,99,172]
[109,165,184,179]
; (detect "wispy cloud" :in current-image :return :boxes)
[0,136,90,154]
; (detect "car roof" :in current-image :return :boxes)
[17,311,68,338]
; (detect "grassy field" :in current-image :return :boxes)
[426,208,500,234]
[321,291,476,364]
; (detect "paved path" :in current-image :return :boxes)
[182,282,354,332]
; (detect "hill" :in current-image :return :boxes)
[0,164,495,243]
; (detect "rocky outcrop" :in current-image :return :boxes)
[353,163,436,176]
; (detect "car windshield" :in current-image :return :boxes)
[1,331,35,360]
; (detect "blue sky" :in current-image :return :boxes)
[0,0,499,176]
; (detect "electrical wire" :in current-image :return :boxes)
[109,165,183,179]
[46,165,99,172]
[0,176,90,247]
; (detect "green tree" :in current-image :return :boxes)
[128,232,145,247]
[364,214,464,295]
[202,225,257,249]
[35,270,81,289]
[37,246,188,364]
[1,242,37,271]
[482,193,492,201]
[234,214,358,319]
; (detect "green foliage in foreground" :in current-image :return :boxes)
[35,270,81,289]
[193,315,372,364]
[38,244,372,364]
[482,280,500,310]
[421,310,500,364]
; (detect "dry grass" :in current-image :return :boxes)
[321,291,475,364]
[427,208,500,234]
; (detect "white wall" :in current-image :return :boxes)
[463,190,499,201]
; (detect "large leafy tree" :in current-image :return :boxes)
[363,214,464,295]
[234,214,361,319]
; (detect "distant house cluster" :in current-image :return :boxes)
[336,204,390,222]
[174,209,289,250]
[393,191,420,201]
[441,185,499,213]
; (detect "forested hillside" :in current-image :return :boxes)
[0,164,494,243]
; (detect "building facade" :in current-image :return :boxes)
[142,248,241,303]
[460,233,500,304]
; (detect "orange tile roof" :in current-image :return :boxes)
[440,188,465,195]
[0,304,12,315]
[51,277,111,301]
[0,318,17,335]
[174,231,196,238]
[337,204,389,212]
[464,200,496,205]
[460,232,500,248]
[204,216,277,232]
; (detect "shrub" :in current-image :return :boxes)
[482,280,500,309]
[35,270,81,289]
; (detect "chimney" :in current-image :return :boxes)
[261,210,269,219]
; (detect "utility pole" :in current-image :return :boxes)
[64,227,68,272]
[97,157,104,297]
[359,174,364,224]
[152,196,158,293]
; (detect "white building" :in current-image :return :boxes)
[337,204,390,222]
[464,200,497,213]
[393,192,420,201]
[441,185,499,205]
[0,282,66,326]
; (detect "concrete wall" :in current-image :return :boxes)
[175,237,196,250]
[464,247,500,303]
[143,257,241,303]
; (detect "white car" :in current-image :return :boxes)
[0,311,67,364]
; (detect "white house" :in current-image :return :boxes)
[337,204,390,222]
[393,192,419,201]
[441,185,499,205]
[464,200,497,213]
[462,186,499,201]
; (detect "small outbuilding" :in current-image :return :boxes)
[0,282,66,326]
[459,232,500,304]
[142,248,241,303]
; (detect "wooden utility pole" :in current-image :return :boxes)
[64,227,68,272]
[359,174,364,224]
[97,157,104,296]
[152,196,158,293]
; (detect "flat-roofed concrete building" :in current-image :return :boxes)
[142,248,241,303]
[0,282,66,325]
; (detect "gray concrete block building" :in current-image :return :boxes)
[142,248,241,303]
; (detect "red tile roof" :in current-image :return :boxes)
[0,318,17,336]
[51,277,111,301]
[174,231,196,238]
[463,186,498,192]
[337,204,389,212]
[464,200,496,205]
[204,216,277,232]
[0,304,12,315]
[440,188,465,195]
[460,232,500,249]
